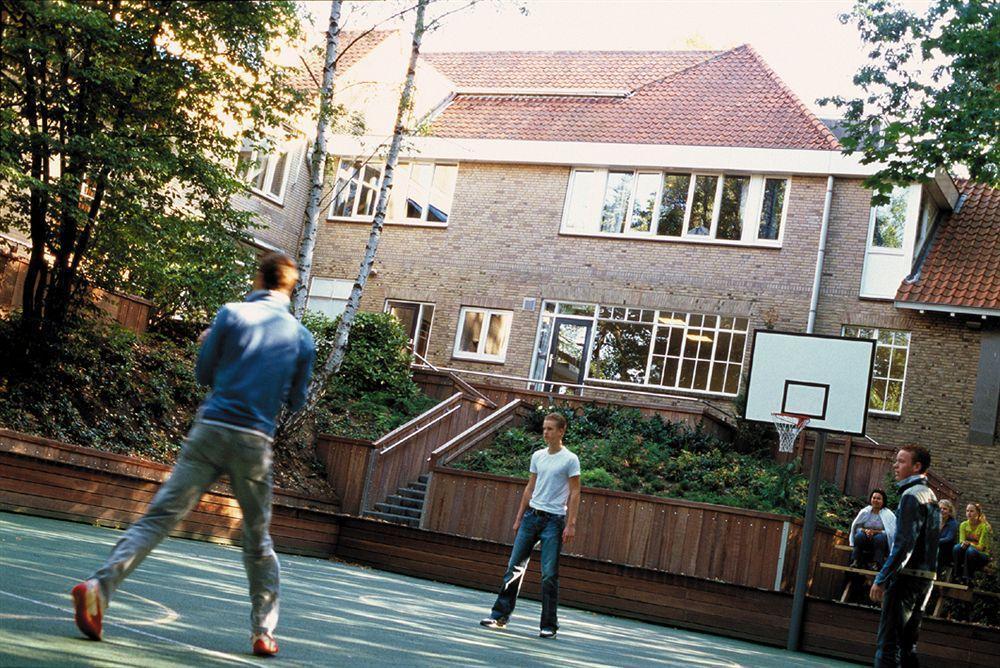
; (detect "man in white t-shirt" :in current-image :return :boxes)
[480,412,581,638]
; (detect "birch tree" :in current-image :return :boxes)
[278,0,429,440]
[291,0,343,319]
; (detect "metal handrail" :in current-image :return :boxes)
[373,392,463,449]
[428,399,521,467]
[378,403,462,455]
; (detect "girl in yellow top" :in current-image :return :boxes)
[953,502,992,583]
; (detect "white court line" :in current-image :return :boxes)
[0,590,259,666]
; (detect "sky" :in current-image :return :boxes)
[300,0,933,115]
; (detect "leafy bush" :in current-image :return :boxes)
[452,403,862,531]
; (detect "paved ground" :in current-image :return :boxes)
[0,513,858,667]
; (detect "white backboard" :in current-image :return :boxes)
[744,331,875,436]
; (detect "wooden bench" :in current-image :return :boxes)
[819,562,1000,617]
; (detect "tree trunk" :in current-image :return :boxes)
[291,0,343,319]
[278,0,429,440]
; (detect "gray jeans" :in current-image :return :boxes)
[91,421,280,635]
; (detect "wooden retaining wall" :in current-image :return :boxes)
[0,429,339,557]
[337,517,999,668]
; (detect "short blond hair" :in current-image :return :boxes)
[258,252,298,292]
[543,412,567,431]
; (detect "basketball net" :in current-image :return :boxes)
[772,413,810,453]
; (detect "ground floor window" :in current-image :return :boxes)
[453,307,512,363]
[385,299,434,359]
[842,325,911,414]
[529,300,749,396]
[306,277,352,319]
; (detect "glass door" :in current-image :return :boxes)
[544,318,592,393]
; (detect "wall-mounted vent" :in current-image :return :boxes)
[522,297,537,311]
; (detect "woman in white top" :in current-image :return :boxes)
[849,488,897,569]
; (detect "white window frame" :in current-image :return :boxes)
[238,138,300,206]
[528,300,749,397]
[866,186,914,256]
[842,325,911,415]
[452,306,513,363]
[306,277,353,319]
[327,158,458,227]
[559,167,791,248]
[384,299,436,359]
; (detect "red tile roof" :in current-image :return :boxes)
[291,30,394,91]
[424,45,840,151]
[896,181,1000,312]
[422,50,719,90]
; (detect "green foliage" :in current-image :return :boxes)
[301,310,437,441]
[821,0,1000,192]
[0,313,201,461]
[453,403,862,530]
[0,1,307,327]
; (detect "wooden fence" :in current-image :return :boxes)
[338,517,999,668]
[0,429,340,557]
[316,375,498,515]
[413,369,734,440]
[780,431,961,502]
[0,251,152,334]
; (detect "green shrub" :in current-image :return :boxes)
[452,402,864,531]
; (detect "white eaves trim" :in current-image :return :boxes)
[894,300,1000,318]
[328,134,882,177]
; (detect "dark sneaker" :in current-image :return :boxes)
[539,628,557,638]
[480,617,507,629]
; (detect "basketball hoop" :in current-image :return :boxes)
[772,412,810,453]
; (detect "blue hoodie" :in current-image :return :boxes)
[195,290,315,437]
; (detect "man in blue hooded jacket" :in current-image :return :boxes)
[71,252,315,657]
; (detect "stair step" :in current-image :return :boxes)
[387,494,423,509]
[409,482,428,492]
[365,511,420,528]
[418,474,430,484]
[375,502,421,518]
[398,488,426,500]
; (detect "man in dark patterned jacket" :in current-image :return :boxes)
[870,444,941,668]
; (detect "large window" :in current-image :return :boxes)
[561,167,789,245]
[306,277,353,319]
[453,307,512,363]
[237,138,300,204]
[386,300,434,359]
[870,187,909,249]
[843,326,911,414]
[329,158,458,225]
[530,300,749,396]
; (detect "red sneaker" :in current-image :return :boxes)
[71,579,104,640]
[252,633,279,657]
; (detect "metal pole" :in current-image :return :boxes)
[787,430,828,651]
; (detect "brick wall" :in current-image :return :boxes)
[230,151,310,254]
[310,163,997,516]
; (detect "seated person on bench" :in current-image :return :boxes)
[953,502,992,584]
[937,499,958,576]
[849,489,896,570]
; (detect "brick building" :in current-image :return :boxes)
[241,42,998,513]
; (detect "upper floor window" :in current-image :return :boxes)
[869,187,909,250]
[843,325,911,415]
[328,158,458,225]
[561,168,790,245]
[237,137,299,204]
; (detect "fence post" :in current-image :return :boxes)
[774,520,791,591]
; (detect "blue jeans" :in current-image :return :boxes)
[490,508,564,631]
[91,421,280,635]
[853,529,889,567]
[874,574,933,668]
[953,544,990,580]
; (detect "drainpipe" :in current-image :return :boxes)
[806,176,835,334]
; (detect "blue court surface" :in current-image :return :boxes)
[0,513,858,666]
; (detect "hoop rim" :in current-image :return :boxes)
[772,411,812,426]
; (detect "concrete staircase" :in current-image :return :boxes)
[365,474,429,528]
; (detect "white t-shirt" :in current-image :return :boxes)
[529,446,581,516]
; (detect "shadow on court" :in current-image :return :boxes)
[0,513,860,667]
